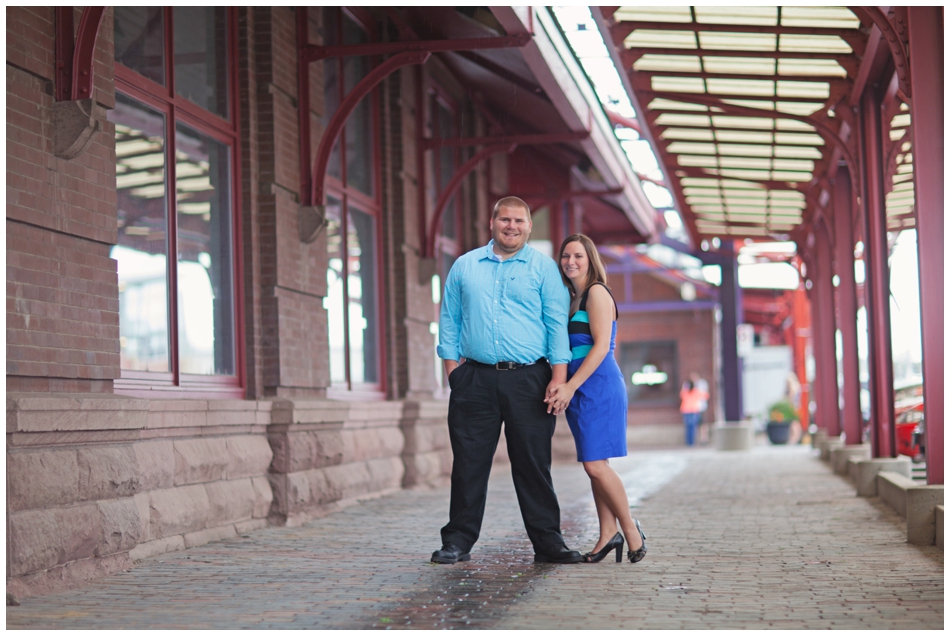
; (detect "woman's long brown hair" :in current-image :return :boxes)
[558,234,609,297]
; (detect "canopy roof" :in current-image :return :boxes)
[595,6,915,246]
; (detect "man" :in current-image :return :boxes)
[432,196,582,565]
[690,372,710,444]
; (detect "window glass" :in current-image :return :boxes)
[114,7,165,85]
[322,8,343,182]
[175,123,235,375]
[173,7,229,119]
[619,340,679,406]
[325,198,347,385]
[110,94,170,372]
[437,104,457,240]
[343,16,374,196]
[348,207,379,384]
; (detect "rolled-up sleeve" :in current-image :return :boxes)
[437,262,462,361]
[539,258,571,364]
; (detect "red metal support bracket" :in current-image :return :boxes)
[848,6,912,98]
[421,131,588,151]
[310,50,431,207]
[302,34,532,62]
[425,143,517,258]
[55,7,105,101]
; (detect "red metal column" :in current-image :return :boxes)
[791,282,811,429]
[832,166,863,445]
[859,90,896,457]
[908,7,944,485]
[814,221,841,437]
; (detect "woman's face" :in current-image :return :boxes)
[560,241,589,287]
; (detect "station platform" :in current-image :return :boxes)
[6,444,943,629]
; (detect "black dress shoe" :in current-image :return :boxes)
[534,544,583,563]
[431,542,471,564]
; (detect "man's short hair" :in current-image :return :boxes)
[492,196,531,219]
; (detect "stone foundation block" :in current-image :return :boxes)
[183,524,236,549]
[148,484,211,538]
[226,435,273,479]
[133,492,151,542]
[235,518,268,535]
[128,535,185,562]
[96,498,142,557]
[936,506,944,550]
[400,421,449,455]
[7,449,80,511]
[403,450,451,487]
[78,445,140,501]
[250,476,274,518]
[205,478,256,524]
[7,552,132,602]
[325,457,403,502]
[878,472,915,518]
[854,457,911,497]
[173,437,229,485]
[831,444,870,475]
[811,429,827,450]
[819,438,843,461]
[269,430,344,473]
[342,426,404,463]
[907,485,944,546]
[713,423,753,451]
[8,505,101,577]
[134,440,176,491]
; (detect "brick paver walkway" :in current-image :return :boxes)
[6,445,944,629]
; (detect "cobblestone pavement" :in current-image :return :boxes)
[6,445,944,630]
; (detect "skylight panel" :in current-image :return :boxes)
[678,155,719,167]
[719,156,769,169]
[625,30,698,49]
[642,182,675,207]
[777,59,846,77]
[651,76,707,93]
[614,7,692,22]
[667,142,717,155]
[776,81,830,99]
[712,116,774,129]
[779,34,852,54]
[634,55,703,73]
[702,57,776,75]
[707,78,775,97]
[773,145,822,159]
[648,98,709,111]
[695,6,777,26]
[698,32,777,51]
[714,130,773,144]
[681,178,721,188]
[771,170,812,181]
[718,143,773,157]
[655,113,712,127]
[780,6,860,29]
[661,128,715,141]
[774,119,816,131]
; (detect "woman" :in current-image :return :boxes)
[545,234,646,564]
[679,380,708,447]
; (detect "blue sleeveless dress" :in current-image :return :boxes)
[565,283,629,462]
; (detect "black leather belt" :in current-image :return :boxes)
[466,358,545,370]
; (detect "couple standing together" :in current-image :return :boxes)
[432,196,646,566]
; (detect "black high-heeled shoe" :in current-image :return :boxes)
[628,519,647,563]
[582,532,624,563]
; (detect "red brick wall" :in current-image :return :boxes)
[6,7,119,393]
[614,272,719,426]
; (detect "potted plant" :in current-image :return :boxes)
[766,400,798,444]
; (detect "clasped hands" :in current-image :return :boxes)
[544,381,576,415]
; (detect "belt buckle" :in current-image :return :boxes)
[495,361,512,371]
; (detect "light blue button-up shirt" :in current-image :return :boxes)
[437,241,571,365]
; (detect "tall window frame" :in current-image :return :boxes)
[322,7,386,397]
[112,7,245,398]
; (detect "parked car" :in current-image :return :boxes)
[894,378,924,462]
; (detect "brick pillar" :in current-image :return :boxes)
[255,7,329,398]
[6,7,120,394]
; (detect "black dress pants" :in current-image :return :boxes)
[440,361,565,553]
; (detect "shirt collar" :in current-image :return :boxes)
[482,240,531,263]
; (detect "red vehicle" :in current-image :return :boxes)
[894,379,925,462]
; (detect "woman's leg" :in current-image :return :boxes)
[584,460,642,550]
[589,484,618,552]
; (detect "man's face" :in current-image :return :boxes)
[490,205,532,255]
